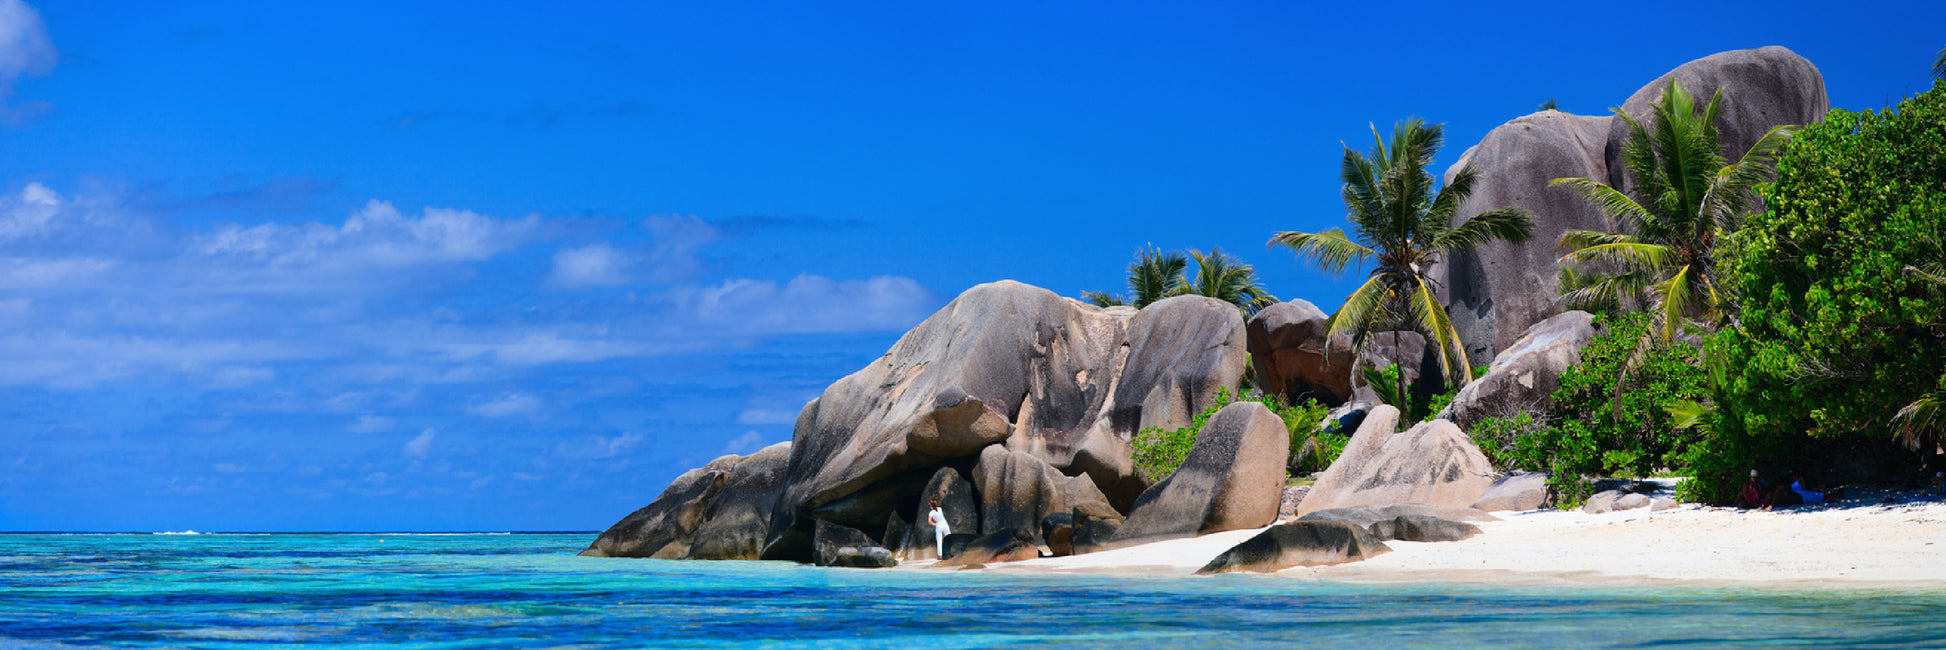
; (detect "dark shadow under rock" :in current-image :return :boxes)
[1298,503,1499,528]
[934,529,1041,567]
[812,520,896,568]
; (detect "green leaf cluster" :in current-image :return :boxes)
[1685,81,1946,502]
[1478,313,1706,502]
[1129,389,1333,483]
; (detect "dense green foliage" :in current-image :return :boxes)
[1270,118,1534,388]
[1475,313,1706,502]
[1682,82,1946,503]
[1130,389,1332,483]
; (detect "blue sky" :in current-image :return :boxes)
[1,1,1941,532]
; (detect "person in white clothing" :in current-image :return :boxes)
[926,499,949,558]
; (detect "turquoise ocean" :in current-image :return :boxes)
[2,532,1943,648]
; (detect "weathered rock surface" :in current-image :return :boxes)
[1278,486,1308,521]
[1604,46,1829,195]
[1366,514,1482,542]
[973,445,1122,539]
[1351,331,1446,405]
[898,467,979,561]
[1040,512,1078,556]
[1195,521,1392,574]
[933,529,1041,567]
[812,520,897,568]
[1296,407,1496,515]
[1298,503,1501,528]
[1440,311,1599,431]
[762,282,1246,561]
[1432,110,1616,366]
[1069,514,1120,556]
[1434,47,1827,366]
[1651,497,1679,511]
[581,443,791,560]
[1109,402,1290,546]
[1582,490,1652,514]
[1247,300,1356,405]
[1469,471,1551,512]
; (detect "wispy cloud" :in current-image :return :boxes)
[347,415,395,434]
[403,429,435,459]
[0,0,56,126]
[735,408,800,425]
[721,430,768,456]
[467,393,541,418]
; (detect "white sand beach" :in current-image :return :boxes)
[934,494,1946,589]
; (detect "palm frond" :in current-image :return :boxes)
[1936,46,1946,79]
[1268,228,1375,277]
[1702,124,1799,231]
[1081,290,1125,307]
[1550,177,1660,235]
[1892,390,1946,451]
[1558,238,1679,272]
[1429,207,1534,253]
[1186,247,1278,317]
[1324,276,1392,351]
[1407,277,1472,386]
[1651,264,1700,342]
[1127,245,1188,308]
[1557,266,1656,314]
[1666,399,1711,432]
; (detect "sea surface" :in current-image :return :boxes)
[2,533,1943,648]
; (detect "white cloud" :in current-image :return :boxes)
[347,415,395,434]
[678,274,934,334]
[722,430,768,456]
[0,182,58,241]
[206,366,275,389]
[735,408,799,425]
[553,433,643,460]
[191,199,539,282]
[0,0,56,125]
[403,429,435,458]
[467,392,541,418]
[548,243,630,288]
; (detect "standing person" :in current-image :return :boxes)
[926,499,949,558]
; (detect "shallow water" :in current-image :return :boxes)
[1,533,1942,648]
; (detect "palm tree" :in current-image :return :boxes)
[1080,290,1125,307]
[1183,247,1277,317]
[1126,245,1188,308]
[1551,81,1796,342]
[1270,118,1535,387]
[1934,45,1946,79]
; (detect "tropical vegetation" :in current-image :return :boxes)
[1269,118,1534,389]
[1084,246,1276,317]
[1129,388,1334,483]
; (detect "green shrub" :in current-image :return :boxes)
[1689,82,1946,502]
[1130,388,1333,483]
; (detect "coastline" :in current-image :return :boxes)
[909,494,1946,591]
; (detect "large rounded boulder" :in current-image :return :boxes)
[581,443,792,560]
[758,282,1247,562]
[1604,46,1829,194]
[1295,407,1495,515]
[1195,521,1391,574]
[1439,311,1599,431]
[1108,401,1290,546]
[1246,300,1356,406]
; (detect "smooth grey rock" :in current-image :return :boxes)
[1298,503,1501,528]
[680,443,794,560]
[1582,490,1652,514]
[1110,402,1290,546]
[580,451,747,559]
[1040,512,1077,556]
[899,467,979,561]
[1469,471,1551,512]
[762,282,1246,561]
[1651,497,1679,511]
[1195,521,1392,574]
[812,520,897,568]
[1432,110,1615,367]
[1440,312,1600,431]
[1366,514,1482,542]
[973,445,1123,540]
[1604,46,1829,195]
[1247,300,1356,405]
[1069,514,1120,556]
[1297,408,1496,515]
[1434,47,1826,366]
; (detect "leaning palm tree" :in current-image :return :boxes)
[1551,81,1796,342]
[1183,247,1277,317]
[1270,118,1535,386]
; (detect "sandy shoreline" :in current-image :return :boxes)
[904,493,1946,590]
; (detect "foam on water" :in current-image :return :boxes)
[1,533,1942,648]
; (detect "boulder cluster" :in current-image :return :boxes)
[581,47,1829,572]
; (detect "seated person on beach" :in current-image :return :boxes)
[1733,470,1769,509]
[1767,471,1844,508]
